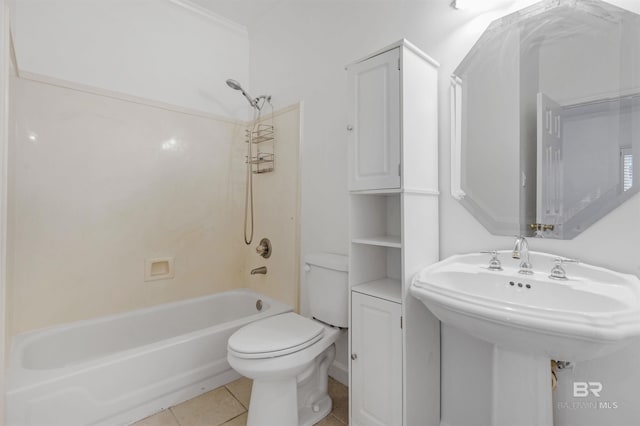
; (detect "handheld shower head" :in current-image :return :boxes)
[226,79,258,109]
[226,79,243,91]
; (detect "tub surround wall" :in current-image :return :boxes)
[10,75,244,336]
[240,104,301,312]
[246,1,640,425]
[8,74,301,340]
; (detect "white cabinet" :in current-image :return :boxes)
[347,40,440,426]
[351,290,402,426]
[347,47,401,191]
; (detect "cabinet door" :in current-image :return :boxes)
[348,48,401,191]
[351,292,402,426]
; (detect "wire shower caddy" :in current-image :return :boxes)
[245,123,275,174]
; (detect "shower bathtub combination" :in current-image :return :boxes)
[6,289,291,426]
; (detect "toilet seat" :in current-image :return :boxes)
[228,313,325,359]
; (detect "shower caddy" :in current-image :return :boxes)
[246,123,275,174]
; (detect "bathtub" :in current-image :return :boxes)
[7,288,292,426]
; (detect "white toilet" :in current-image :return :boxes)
[227,253,348,426]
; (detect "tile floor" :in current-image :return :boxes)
[132,376,348,426]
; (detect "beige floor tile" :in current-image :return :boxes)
[170,387,246,426]
[314,414,347,426]
[220,412,248,426]
[225,377,253,409]
[130,409,179,426]
[328,377,349,424]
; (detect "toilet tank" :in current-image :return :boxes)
[305,253,349,328]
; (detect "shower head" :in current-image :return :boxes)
[226,79,243,91]
[226,79,258,109]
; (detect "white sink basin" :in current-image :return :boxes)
[411,251,640,361]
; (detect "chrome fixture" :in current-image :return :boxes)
[256,238,272,259]
[555,360,573,370]
[549,257,580,280]
[226,78,273,245]
[226,79,259,110]
[250,266,267,275]
[481,250,503,271]
[512,236,533,275]
[226,79,272,111]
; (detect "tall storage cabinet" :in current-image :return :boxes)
[347,40,440,426]
[348,47,401,191]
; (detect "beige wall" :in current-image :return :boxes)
[8,75,300,337]
[5,23,15,363]
[1,0,12,419]
[240,105,301,311]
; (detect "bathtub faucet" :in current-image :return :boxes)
[251,266,267,275]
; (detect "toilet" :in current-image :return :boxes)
[227,253,348,426]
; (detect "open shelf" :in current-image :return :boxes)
[350,188,402,195]
[350,243,401,296]
[350,192,401,246]
[352,278,402,304]
[352,235,401,248]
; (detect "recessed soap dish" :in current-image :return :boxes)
[145,257,175,281]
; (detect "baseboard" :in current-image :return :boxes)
[329,360,348,386]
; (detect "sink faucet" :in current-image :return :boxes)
[512,236,533,275]
[549,257,579,280]
[250,266,267,275]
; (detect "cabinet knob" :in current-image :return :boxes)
[346,125,353,131]
[351,353,358,360]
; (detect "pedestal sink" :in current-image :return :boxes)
[410,251,640,426]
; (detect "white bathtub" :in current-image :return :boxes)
[7,289,292,426]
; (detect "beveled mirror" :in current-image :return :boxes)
[451,0,639,239]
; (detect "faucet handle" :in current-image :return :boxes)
[480,250,503,271]
[256,238,272,259]
[554,257,579,264]
[550,257,579,280]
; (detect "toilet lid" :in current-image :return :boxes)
[228,313,324,359]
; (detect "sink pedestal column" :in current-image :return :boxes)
[492,347,553,426]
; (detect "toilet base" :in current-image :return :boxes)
[247,378,298,426]
[299,394,332,426]
[246,379,333,426]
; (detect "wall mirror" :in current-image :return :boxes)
[451,0,639,239]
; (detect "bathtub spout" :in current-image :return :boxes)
[251,266,267,275]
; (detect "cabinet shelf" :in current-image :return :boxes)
[350,188,402,195]
[352,235,401,248]
[352,278,402,303]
